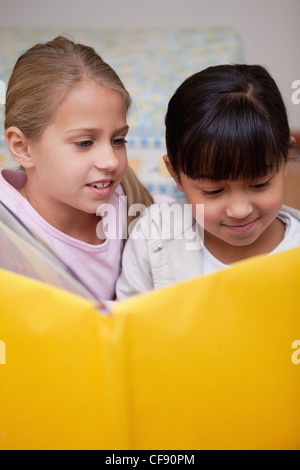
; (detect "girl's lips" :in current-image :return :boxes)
[88,181,111,189]
[223,219,258,233]
[86,180,114,196]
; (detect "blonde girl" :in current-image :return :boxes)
[1,36,152,301]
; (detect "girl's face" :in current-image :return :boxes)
[25,82,128,216]
[168,158,287,261]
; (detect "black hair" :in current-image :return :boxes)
[165,64,292,181]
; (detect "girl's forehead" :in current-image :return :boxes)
[56,81,126,109]
[54,83,126,114]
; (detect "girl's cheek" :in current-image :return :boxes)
[202,206,221,228]
[259,188,283,212]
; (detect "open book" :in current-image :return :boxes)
[0,239,299,449]
[0,201,103,304]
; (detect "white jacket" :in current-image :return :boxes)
[116,199,300,300]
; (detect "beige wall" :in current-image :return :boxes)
[1,0,299,131]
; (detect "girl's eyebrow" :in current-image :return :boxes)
[65,125,129,135]
[65,127,96,135]
[115,125,130,134]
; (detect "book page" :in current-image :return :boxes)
[0,201,105,305]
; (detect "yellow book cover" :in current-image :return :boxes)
[0,243,299,449]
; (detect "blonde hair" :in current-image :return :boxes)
[4,35,131,139]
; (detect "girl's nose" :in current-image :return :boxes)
[225,196,254,220]
[94,146,119,172]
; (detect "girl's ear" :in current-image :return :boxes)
[5,126,35,169]
[290,135,296,144]
[163,155,185,193]
[285,135,297,176]
[288,135,296,161]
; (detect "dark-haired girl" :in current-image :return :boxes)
[116,64,300,299]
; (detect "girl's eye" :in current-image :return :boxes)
[75,140,93,148]
[251,179,271,190]
[201,189,223,196]
[112,138,127,147]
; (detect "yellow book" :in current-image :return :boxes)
[0,242,299,449]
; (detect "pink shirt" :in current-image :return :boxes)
[0,168,126,301]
